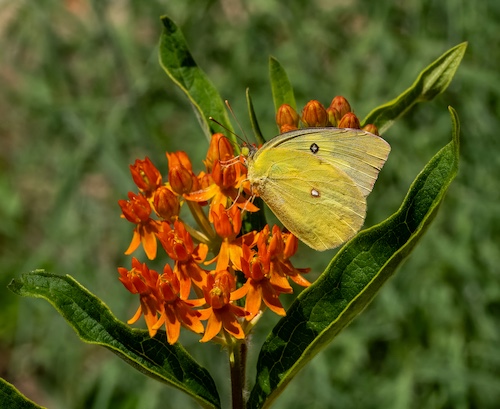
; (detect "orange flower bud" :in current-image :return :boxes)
[205,133,235,172]
[338,112,361,129]
[279,124,298,133]
[166,151,193,171]
[169,167,193,194]
[129,157,162,197]
[328,96,351,119]
[153,186,180,221]
[276,104,299,130]
[326,106,341,127]
[301,100,329,127]
[167,152,199,194]
[362,123,380,136]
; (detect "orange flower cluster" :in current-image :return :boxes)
[276,96,379,135]
[118,134,311,344]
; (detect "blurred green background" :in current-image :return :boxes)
[1,0,499,408]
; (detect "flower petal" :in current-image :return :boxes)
[200,312,222,343]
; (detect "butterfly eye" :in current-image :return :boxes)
[310,143,319,154]
[311,188,320,198]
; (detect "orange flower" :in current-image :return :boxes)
[129,157,163,198]
[117,258,162,337]
[153,264,206,344]
[119,192,161,260]
[186,135,258,215]
[198,271,248,342]
[233,243,290,320]
[157,220,209,299]
[267,225,311,287]
[205,204,257,271]
[187,157,251,211]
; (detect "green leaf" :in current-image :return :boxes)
[362,43,467,134]
[246,88,265,145]
[7,272,221,409]
[0,378,45,409]
[158,15,234,141]
[269,56,297,116]
[248,107,460,409]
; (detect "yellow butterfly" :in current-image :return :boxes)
[245,127,390,251]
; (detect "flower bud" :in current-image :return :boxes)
[276,104,299,131]
[301,100,329,127]
[329,96,351,119]
[205,133,234,172]
[153,186,180,221]
[167,152,199,195]
[362,123,380,136]
[279,124,298,133]
[168,166,194,194]
[166,151,193,172]
[338,112,360,129]
[326,106,341,127]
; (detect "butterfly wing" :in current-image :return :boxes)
[248,148,366,251]
[256,128,390,197]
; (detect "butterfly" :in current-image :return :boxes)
[245,127,390,251]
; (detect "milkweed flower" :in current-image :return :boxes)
[198,270,249,342]
[233,242,291,320]
[118,192,161,260]
[153,264,206,344]
[206,204,257,272]
[118,258,162,337]
[157,220,209,299]
[129,157,163,198]
[186,133,258,217]
[266,225,311,287]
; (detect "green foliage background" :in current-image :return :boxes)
[1,1,498,408]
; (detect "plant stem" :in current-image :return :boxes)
[228,337,247,409]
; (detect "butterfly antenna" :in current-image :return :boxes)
[209,116,247,147]
[224,100,249,143]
